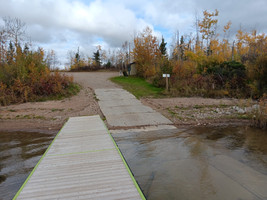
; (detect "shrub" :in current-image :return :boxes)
[251,95,267,129]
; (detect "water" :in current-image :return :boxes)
[1,127,266,200]
[113,126,267,200]
[0,131,54,200]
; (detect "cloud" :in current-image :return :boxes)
[0,0,266,67]
[0,0,151,46]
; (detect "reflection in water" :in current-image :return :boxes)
[0,131,54,200]
[113,126,267,200]
[1,127,266,200]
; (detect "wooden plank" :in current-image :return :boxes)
[14,115,145,200]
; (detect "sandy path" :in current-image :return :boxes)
[0,72,118,133]
[66,72,119,89]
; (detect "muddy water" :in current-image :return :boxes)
[113,126,267,200]
[0,131,54,200]
[1,127,266,200]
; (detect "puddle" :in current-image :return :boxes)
[113,126,267,200]
[0,131,54,200]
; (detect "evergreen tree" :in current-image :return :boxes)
[23,43,29,55]
[7,41,15,64]
[159,37,167,57]
[93,50,101,66]
[75,47,80,65]
[180,36,184,60]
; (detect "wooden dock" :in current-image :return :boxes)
[13,116,145,200]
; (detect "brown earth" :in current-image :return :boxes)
[0,72,118,133]
[0,72,253,132]
[141,97,253,127]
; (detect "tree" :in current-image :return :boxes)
[159,37,167,57]
[198,9,219,50]
[67,50,75,67]
[46,50,58,70]
[93,50,101,66]
[7,41,15,65]
[180,36,185,60]
[3,17,26,46]
[170,30,179,60]
[75,47,80,65]
[132,26,161,77]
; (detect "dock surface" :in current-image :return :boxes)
[14,116,144,200]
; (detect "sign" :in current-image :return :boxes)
[163,74,170,78]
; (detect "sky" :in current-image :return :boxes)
[0,0,266,67]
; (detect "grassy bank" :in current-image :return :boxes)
[110,76,164,99]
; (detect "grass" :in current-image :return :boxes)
[51,108,64,112]
[193,105,205,109]
[167,108,176,116]
[93,94,99,101]
[110,76,164,99]
[14,114,47,120]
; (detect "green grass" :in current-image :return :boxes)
[110,76,164,99]
[193,105,205,109]
[51,108,64,112]
[167,108,176,116]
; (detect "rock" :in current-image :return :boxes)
[237,108,245,114]
[252,104,260,110]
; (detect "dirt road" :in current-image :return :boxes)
[0,72,118,132]
[66,72,119,89]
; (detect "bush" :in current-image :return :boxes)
[205,61,247,90]
[0,46,78,105]
[251,95,267,129]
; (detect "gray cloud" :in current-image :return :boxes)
[0,0,266,67]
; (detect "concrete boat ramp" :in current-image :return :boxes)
[14,116,145,200]
[95,88,172,127]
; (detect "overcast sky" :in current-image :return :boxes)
[0,0,266,67]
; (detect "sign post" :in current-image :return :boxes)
[163,74,170,91]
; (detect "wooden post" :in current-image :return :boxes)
[166,76,168,91]
[163,74,170,91]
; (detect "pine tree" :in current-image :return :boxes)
[159,37,167,57]
[180,36,184,60]
[93,50,101,66]
[75,47,80,65]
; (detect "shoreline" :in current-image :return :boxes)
[0,72,258,134]
[0,115,250,134]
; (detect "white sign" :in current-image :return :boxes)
[163,74,170,78]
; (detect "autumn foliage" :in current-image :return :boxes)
[0,18,77,106]
[132,10,267,99]
[132,27,161,77]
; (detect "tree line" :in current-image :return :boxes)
[70,9,266,98]
[68,41,132,71]
[131,10,266,98]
